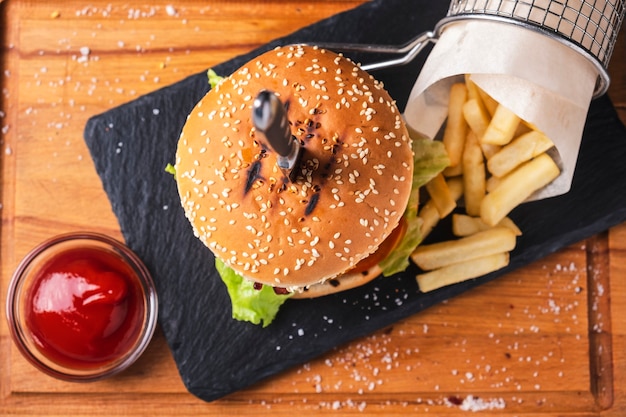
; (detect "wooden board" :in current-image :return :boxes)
[2,1,626,415]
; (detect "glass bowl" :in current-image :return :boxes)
[6,232,158,382]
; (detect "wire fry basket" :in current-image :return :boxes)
[318,0,624,96]
[440,0,625,96]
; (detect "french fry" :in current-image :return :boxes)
[409,74,562,292]
[481,104,520,146]
[451,213,488,236]
[464,74,481,101]
[447,176,464,200]
[481,153,560,226]
[514,121,532,137]
[443,163,463,177]
[462,98,491,139]
[418,177,464,239]
[425,173,456,218]
[452,214,522,237]
[463,77,498,152]
[480,143,501,160]
[477,88,498,116]
[442,83,468,167]
[470,79,531,136]
[485,174,501,193]
[461,131,486,216]
[416,252,509,292]
[410,227,517,271]
[497,216,523,236]
[487,130,555,177]
[418,200,441,240]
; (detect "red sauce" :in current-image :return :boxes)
[25,247,144,369]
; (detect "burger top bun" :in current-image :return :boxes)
[175,44,413,288]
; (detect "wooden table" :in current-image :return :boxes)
[1,1,625,415]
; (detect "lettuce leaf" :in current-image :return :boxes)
[164,162,176,177]
[379,138,450,276]
[215,258,292,327]
[207,69,223,89]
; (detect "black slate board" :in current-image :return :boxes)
[83,0,626,402]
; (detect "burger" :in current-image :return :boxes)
[174,45,448,326]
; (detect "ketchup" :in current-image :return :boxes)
[24,247,144,369]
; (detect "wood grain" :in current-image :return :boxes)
[1,0,625,415]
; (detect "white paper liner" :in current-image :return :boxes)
[404,19,599,200]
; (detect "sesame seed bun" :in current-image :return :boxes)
[175,44,413,288]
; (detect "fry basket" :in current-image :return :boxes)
[395,0,625,201]
[437,0,625,96]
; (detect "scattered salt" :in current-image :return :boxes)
[165,5,177,16]
[596,283,605,296]
[458,395,506,412]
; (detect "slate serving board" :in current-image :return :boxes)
[83,0,626,402]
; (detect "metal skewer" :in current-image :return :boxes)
[252,90,302,182]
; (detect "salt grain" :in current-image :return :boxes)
[165,5,177,16]
[77,46,91,64]
[457,395,506,412]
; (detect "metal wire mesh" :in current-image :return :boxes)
[446,0,625,69]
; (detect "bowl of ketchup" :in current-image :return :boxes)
[6,232,158,382]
